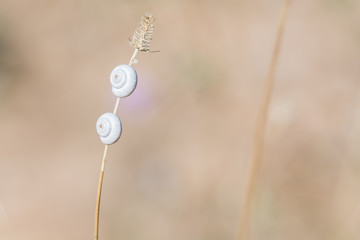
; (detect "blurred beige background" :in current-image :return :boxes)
[0,0,360,239]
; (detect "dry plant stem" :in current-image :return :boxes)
[94,145,108,240]
[113,97,120,114]
[94,49,139,240]
[237,1,291,240]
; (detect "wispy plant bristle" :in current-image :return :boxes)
[130,12,155,52]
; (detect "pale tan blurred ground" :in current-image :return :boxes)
[0,0,359,239]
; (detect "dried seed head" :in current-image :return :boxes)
[130,12,155,52]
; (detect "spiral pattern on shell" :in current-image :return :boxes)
[110,64,138,98]
[96,113,122,145]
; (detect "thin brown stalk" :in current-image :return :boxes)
[94,145,108,240]
[93,12,155,240]
[237,1,291,240]
[93,51,137,240]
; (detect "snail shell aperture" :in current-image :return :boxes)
[110,64,138,98]
[96,112,122,145]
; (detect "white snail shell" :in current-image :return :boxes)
[96,113,122,145]
[110,64,138,98]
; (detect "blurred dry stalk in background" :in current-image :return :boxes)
[238,1,291,239]
[94,12,155,240]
